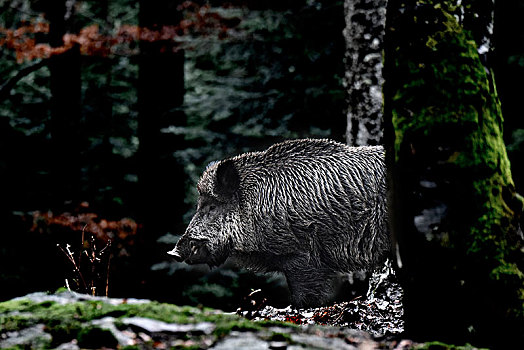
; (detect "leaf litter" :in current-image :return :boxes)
[237,260,404,338]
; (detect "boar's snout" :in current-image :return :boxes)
[167,235,210,265]
[167,235,191,262]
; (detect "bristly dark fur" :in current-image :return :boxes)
[169,139,389,307]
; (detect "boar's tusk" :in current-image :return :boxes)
[167,248,184,262]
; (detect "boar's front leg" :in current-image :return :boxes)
[283,257,335,308]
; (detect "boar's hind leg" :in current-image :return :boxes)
[284,263,334,308]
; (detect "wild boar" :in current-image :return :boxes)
[168,138,389,307]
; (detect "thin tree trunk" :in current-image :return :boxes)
[343,0,387,146]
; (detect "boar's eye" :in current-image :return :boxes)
[208,204,217,212]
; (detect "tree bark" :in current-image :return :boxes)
[44,0,83,207]
[343,0,387,146]
[136,0,186,265]
[384,1,524,347]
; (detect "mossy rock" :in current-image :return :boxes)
[1,290,496,349]
[0,291,292,349]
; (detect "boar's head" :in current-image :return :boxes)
[168,159,242,267]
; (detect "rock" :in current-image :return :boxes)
[291,333,357,350]
[13,290,150,306]
[0,324,52,349]
[269,340,288,349]
[121,316,215,335]
[91,317,136,346]
[54,340,80,350]
[212,331,272,350]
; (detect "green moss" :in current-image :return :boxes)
[0,296,244,329]
[415,341,489,350]
[390,6,490,159]
[213,319,263,338]
[268,331,293,342]
[0,298,34,314]
[0,292,298,348]
[0,346,26,350]
[0,294,296,334]
[490,262,524,281]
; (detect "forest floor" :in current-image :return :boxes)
[0,290,412,350]
[237,261,404,338]
[0,266,483,349]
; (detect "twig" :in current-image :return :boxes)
[79,224,87,268]
[333,308,346,325]
[81,224,86,246]
[90,233,96,296]
[106,251,112,297]
[98,239,111,256]
[57,243,88,292]
[58,224,112,297]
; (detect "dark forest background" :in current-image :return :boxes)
[0,0,523,312]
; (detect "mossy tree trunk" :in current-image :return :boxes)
[383,1,524,348]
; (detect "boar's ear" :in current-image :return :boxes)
[215,159,240,198]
